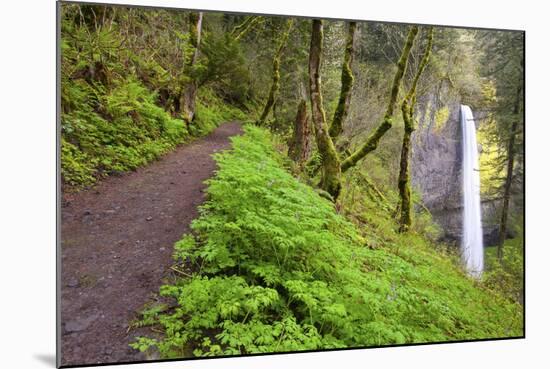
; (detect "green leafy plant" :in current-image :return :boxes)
[483,227,524,303]
[61,76,189,187]
[131,126,523,358]
[60,6,247,189]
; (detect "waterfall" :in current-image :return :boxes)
[460,105,484,277]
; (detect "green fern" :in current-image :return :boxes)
[131,126,523,358]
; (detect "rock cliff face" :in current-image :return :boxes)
[411,81,462,243]
[410,82,501,246]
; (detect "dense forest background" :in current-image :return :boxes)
[60,2,524,361]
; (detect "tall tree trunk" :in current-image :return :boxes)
[497,83,522,262]
[329,22,357,140]
[308,19,342,199]
[398,27,434,232]
[257,19,293,126]
[341,26,419,173]
[288,99,311,165]
[181,12,203,124]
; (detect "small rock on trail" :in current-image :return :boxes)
[64,313,101,334]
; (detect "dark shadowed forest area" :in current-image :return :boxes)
[59,2,524,366]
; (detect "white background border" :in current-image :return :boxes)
[0,0,547,368]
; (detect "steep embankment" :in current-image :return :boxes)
[61,75,244,189]
[132,126,523,359]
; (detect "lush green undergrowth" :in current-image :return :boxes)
[59,7,247,189]
[131,126,522,358]
[484,230,524,303]
[61,79,244,188]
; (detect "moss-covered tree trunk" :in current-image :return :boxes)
[231,16,262,41]
[329,22,357,140]
[398,27,434,232]
[257,19,293,126]
[341,26,419,173]
[497,83,522,262]
[288,99,311,165]
[308,19,342,199]
[181,12,203,124]
[397,111,414,232]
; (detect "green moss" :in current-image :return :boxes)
[398,27,434,232]
[231,16,262,41]
[309,19,342,199]
[397,126,413,232]
[329,22,356,139]
[341,117,392,172]
[257,19,293,126]
[181,12,203,123]
[434,106,450,132]
[341,26,419,173]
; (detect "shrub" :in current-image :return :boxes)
[191,89,248,137]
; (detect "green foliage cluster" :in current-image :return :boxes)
[191,88,248,137]
[197,32,252,106]
[61,78,244,188]
[61,76,188,186]
[434,106,450,132]
[484,227,524,303]
[60,5,247,188]
[131,126,522,358]
[339,166,442,242]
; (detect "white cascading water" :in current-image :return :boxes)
[460,105,484,277]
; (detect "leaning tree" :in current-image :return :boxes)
[307,19,421,200]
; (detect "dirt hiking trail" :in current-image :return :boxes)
[60,122,242,366]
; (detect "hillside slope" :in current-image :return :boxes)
[132,126,523,358]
